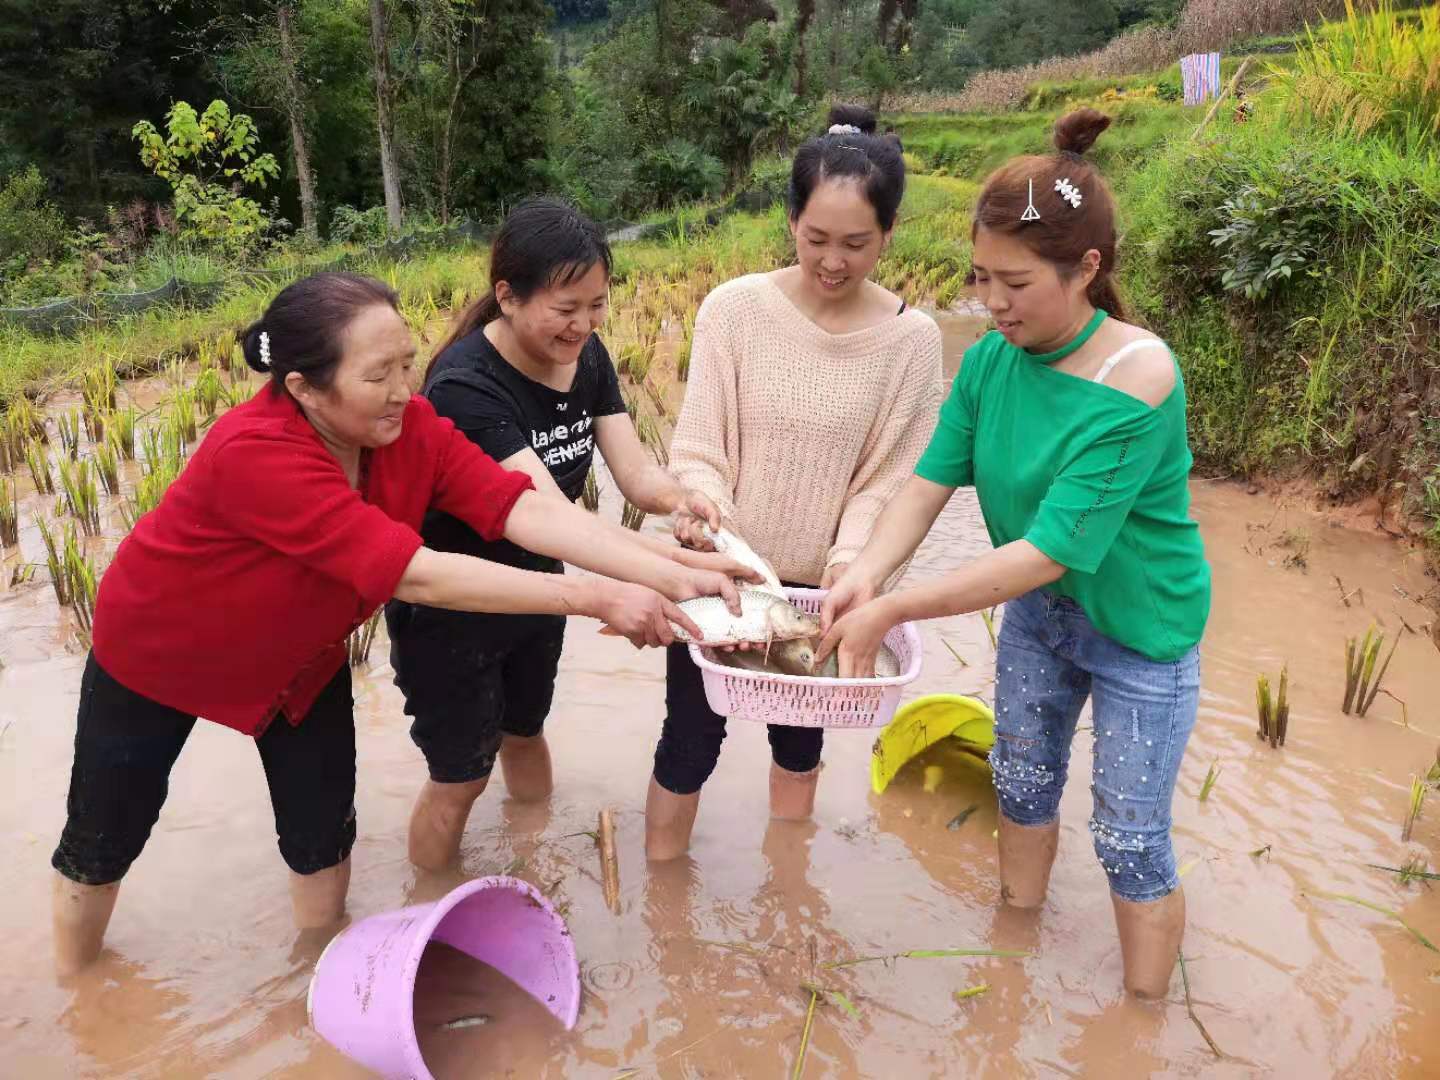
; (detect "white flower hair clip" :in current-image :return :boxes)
[1054,177,1083,209]
[259,330,272,370]
[828,123,861,136]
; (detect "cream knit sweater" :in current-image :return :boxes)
[670,273,944,586]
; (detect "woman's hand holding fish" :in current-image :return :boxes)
[815,595,898,679]
[590,580,703,647]
[672,490,721,551]
[818,564,880,635]
[670,566,746,616]
[667,545,764,588]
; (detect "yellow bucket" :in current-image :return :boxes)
[870,694,996,795]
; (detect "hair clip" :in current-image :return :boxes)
[828,123,861,136]
[1020,178,1041,222]
[1055,177,1083,209]
[259,331,272,370]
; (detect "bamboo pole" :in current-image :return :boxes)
[1190,56,1255,142]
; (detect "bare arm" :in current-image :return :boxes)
[393,546,699,646]
[846,476,955,592]
[500,488,744,608]
[492,447,749,587]
[817,540,1066,677]
[594,412,686,515]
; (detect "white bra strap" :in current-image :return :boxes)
[1093,338,1169,384]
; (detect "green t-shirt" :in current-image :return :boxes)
[915,320,1210,661]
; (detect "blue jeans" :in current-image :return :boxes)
[991,590,1200,903]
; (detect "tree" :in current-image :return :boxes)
[792,0,816,96]
[968,0,1119,70]
[132,100,281,252]
[0,0,235,218]
[200,2,323,240]
[682,26,808,186]
[401,0,552,220]
[368,0,405,232]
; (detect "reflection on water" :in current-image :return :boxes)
[1,315,1438,1077]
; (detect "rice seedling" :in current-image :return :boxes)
[8,562,36,588]
[64,530,98,636]
[346,610,384,668]
[57,409,82,460]
[7,397,46,444]
[0,425,19,474]
[581,467,600,512]
[1199,760,1222,801]
[791,985,819,1080]
[1343,626,1399,717]
[165,357,188,388]
[633,410,669,467]
[140,421,186,477]
[1308,890,1438,952]
[94,439,121,497]
[195,368,225,421]
[979,607,998,649]
[941,638,970,667]
[109,407,137,460]
[823,947,1029,969]
[36,518,69,607]
[81,362,118,441]
[621,498,647,531]
[120,460,180,530]
[1401,774,1425,842]
[1177,951,1223,1059]
[1369,858,1439,885]
[1256,667,1290,747]
[25,439,54,495]
[58,458,102,536]
[1427,745,1440,785]
[953,984,990,1002]
[0,477,18,547]
[169,390,198,444]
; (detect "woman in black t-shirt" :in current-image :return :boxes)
[388,199,727,870]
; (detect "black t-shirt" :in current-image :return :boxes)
[420,327,628,571]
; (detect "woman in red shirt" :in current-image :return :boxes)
[51,271,751,974]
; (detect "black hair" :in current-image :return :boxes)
[431,197,611,371]
[826,103,877,134]
[241,272,400,393]
[789,103,906,232]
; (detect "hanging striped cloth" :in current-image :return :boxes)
[1180,52,1222,106]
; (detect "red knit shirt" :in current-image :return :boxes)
[91,387,534,736]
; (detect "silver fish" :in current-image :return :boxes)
[709,636,902,679]
[673,589,818,645]
[701,523,784,597]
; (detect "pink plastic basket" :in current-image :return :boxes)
[689,588,923,729]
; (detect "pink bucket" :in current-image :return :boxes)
[307,876,579,1079]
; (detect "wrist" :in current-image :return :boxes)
[874,590,909,625]
[567,576,606,619]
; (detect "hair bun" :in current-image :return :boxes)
[1053,108,1111,157]
[826,103,877,136]
[241,320,271,374]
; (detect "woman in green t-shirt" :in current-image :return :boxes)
[817,109,1211,998]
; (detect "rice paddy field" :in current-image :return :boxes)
[1,296,1438,1076]
[2,5,1438,1070]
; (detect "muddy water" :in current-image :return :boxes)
[3,319,1439,1079]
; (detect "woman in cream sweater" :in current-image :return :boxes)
[645,105,943,859]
